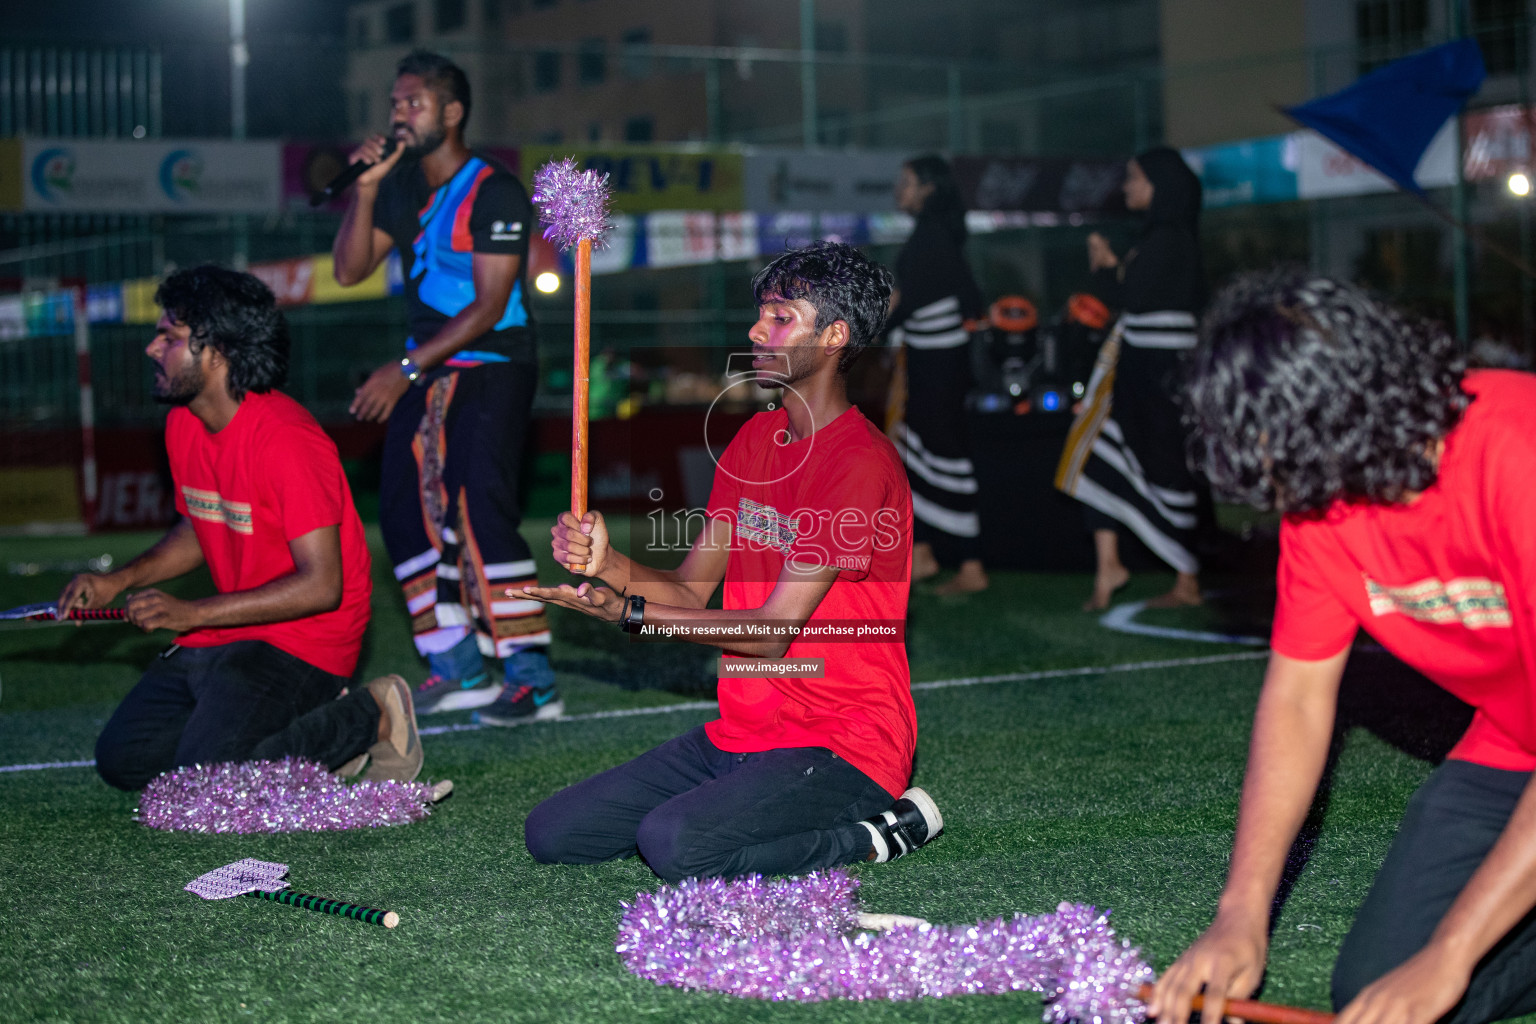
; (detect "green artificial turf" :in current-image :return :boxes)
[0,525,1525,1023]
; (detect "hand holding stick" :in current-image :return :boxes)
[1135,984,1334,1024]
[1,601,127,624]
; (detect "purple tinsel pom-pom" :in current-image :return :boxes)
[137,758,439,834]
[531,157,613,251]
[617,871,1154,1020]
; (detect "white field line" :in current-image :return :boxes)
[0,758,96,773]
[0,650,1269,774]
[1098,598,1269,647]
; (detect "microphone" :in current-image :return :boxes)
[310,138,397,207]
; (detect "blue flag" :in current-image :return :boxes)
[1284,38,1485,194]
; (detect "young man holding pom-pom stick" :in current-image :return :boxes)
[520,242,941,882]
[1151,272,1536,1024]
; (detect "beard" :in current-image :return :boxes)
[753,348,814,391]
[152,361,205,406]
[397,115,447,158]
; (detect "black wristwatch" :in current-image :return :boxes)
[619,594,646,633]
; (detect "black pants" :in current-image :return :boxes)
[1333,760,1536,1023]
[524,724,893,882]
[380,362,549,660]
[94,640,380,791]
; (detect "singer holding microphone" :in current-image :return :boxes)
[331,50,560,723]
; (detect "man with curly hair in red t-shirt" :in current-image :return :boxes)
[1151,271,1536,1024]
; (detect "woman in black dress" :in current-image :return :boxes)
[1059,147,1206,610]
[889,154,988,594]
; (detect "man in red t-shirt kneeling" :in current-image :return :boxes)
[60,266,421,790]
[1150,272,1536,1024]
[521,242,939,882]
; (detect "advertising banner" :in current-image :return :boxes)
[519,146,744,213]
[1464,104,1536,182]
[951,156,1127,215]
[644,211,719,268]
[1293,119,1457,198]
[1182,135,1299,208]
[21,138,282,214]
[743,149,907,213]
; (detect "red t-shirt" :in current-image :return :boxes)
[166,391,372,678]
[1272,370,1536,769]
[704,405,916,797]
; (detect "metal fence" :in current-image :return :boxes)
[5,192,1534,442]
[6,15,1536,441]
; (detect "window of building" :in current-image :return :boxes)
[1473,0,1529,75]
[537,128,563,144]
[622,28,652,79]
[1355,0,1428,72]
[534,51,562,91]
[579,38,607,84]
[385,3,415,43]
[435,0,466,32]
[815,20,849,53]
[624,115,654,142]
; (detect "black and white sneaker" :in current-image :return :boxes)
[473,683,564,726]
[860,787,943,863]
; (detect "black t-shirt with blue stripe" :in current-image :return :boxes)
[374,150,537,365]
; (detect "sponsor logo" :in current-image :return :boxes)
[489,219,523,241]
[31,147,75,201]
[159,149,204,201]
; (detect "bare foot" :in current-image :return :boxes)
[912,543,941,582]
[1082,565,1131,611]
[1145,575,1203,609]
[935,560,988,595]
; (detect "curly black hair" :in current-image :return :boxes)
[1184,269,1469,514]
[751,240,893,374]
[155,265,290,401]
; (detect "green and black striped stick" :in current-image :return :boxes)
[242,888,399,928]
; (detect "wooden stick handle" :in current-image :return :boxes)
[1136,984,1334,1024]
[570,236,592,572]
[243,889,398,928]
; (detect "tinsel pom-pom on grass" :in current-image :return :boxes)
[617,870,1155,1019]
[530,158,613,251]
[137,758,440,834]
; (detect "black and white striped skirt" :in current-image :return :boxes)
[1056,312,1201,575]
[892,296,981,560]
